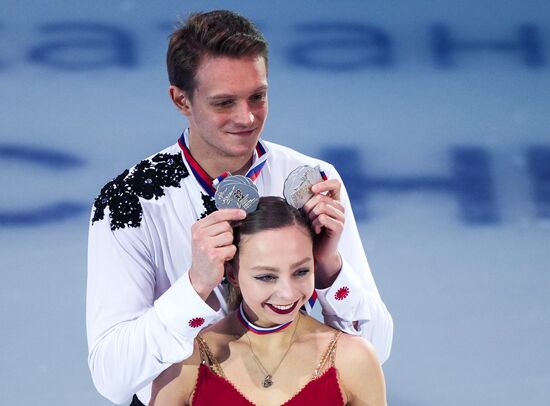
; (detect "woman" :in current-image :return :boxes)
[151,197,386,405]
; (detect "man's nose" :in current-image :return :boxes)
[233,101,254,127]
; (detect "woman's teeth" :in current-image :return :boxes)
[270,303,294,310]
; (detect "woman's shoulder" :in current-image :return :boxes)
[334,334,387,405]
[336,333,380,367]
[298,315,379,366]
[338,333,380,358]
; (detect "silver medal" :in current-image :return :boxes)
[283,165,324,209]
[215,175,260,213]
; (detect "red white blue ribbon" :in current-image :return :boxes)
[212,171,231,189]
[178,130,269,197]
[301,262,319,313]
[302,290,318,314]
[246,142,268,181]
[237,302,292,335]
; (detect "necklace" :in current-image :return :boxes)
[244,312,300,388]
[238,302,292,334]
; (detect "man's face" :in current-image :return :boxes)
[183,55,268,162]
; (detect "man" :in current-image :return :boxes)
[87,10,392,405]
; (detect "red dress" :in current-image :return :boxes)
[192,331,345,405]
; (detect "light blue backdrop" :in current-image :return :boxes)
[1,1,549,405]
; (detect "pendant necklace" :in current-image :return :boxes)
[244,312,300,388]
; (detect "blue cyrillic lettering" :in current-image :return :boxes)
[322,146,498,224]
[28,21,137,70]
[431,24,544,68]
[287,22,392,71]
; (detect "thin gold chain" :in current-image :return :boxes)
[245,313,301,385]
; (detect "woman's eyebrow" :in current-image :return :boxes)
[250,265,279,272]
[290,257,313,268]
[249,257,312,272]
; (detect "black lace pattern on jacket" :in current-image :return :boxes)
[199,194,217,220]
[92,153,189,230]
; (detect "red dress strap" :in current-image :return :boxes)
[284,330,345,405]
[312,330,343,379]
[195,335,225,378]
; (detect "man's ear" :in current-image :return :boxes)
[225,261,239,287]
[169,85,192,116]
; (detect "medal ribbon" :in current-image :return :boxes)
[178,130,269,197]
[212,171,231,189]
[247,142,268,181]
[302,290,318,314]
[237,302,292,335]
[301,262,319,313]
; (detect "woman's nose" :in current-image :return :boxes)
[275,278,296,302]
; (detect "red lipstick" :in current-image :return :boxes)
[266,301,298,315]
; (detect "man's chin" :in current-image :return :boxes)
[226,141,259,158]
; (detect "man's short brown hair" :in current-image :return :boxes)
[167,10,268,98]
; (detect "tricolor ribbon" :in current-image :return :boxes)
[212,171,231,189]
[237,302,292,335]
[302,290,318,314]
[247,142,268,181]
[178,130,269,197]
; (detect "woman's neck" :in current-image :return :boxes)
[234,306,301,349]
[237,302,293,335]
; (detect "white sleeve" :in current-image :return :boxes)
[86,209,221,404]
[315,165,393,364]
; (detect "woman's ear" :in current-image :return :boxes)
[225,261,239,287]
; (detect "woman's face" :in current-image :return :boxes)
[232,224,314,327]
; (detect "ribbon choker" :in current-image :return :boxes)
[237,303,293,335]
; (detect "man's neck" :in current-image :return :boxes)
[188,134,254,178]
[197,152,253,178]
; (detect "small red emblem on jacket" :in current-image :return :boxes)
[188,317,205,328]
[334,286,350,301]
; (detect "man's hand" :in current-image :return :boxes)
[189,209,246,300]
[303,179,345,288]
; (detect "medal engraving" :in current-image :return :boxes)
[283,165,324,209]
[214,175,260,213]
